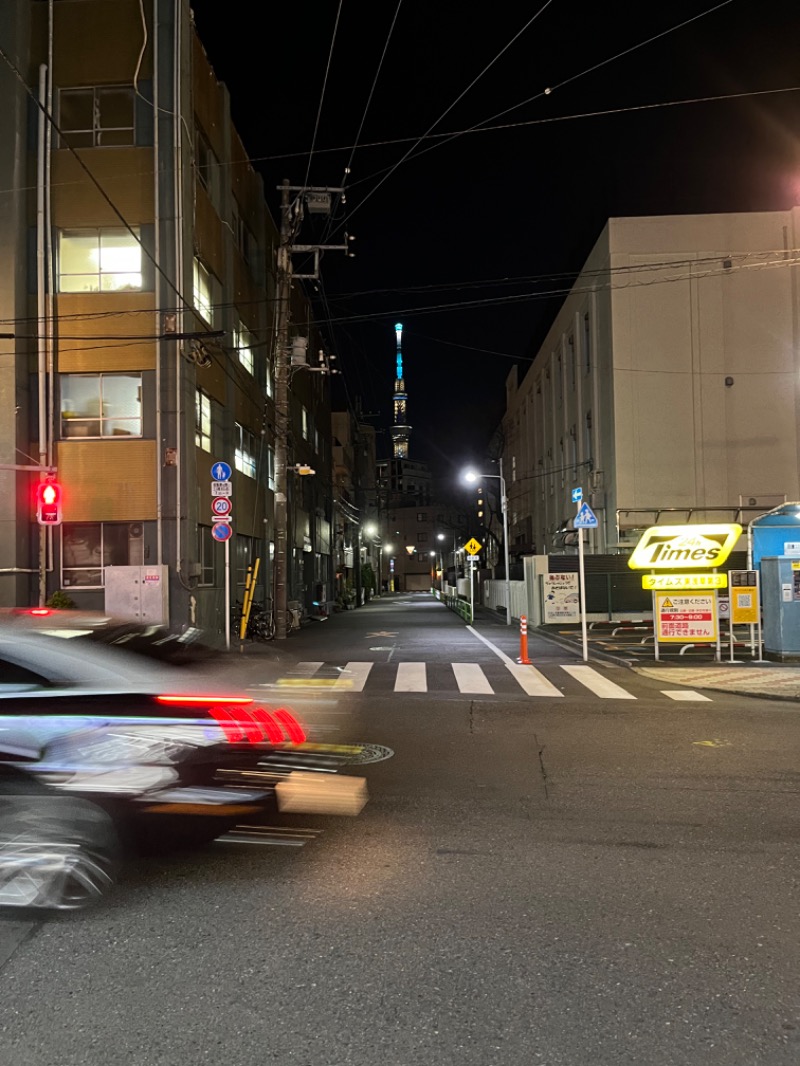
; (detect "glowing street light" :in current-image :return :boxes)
[462,459,512,625]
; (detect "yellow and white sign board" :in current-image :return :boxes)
[642,573,727,591]
[629,524,742,570]
[463,537,482,556]
[656,594,717,642]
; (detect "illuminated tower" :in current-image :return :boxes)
[390,322,411,459]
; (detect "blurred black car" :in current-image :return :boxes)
[0,628,366,911]
[0,608,226,665]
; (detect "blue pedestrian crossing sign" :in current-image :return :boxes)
[573,502,598,529]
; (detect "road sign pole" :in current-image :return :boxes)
[225,538,231,651]
[578,523,588,662]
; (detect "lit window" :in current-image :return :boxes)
[267,445,275,491]
[235,422,257,479]
[58,228,142,292]
[59,86,135,148]
[193,257,213,323]
[195,389,211,451]
[233,320,254,376]
[265,356,273,399]
[301,407,309,440]
[62,523,131,588]
[60,373,142,438]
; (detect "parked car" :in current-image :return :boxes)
[0,628,367,911]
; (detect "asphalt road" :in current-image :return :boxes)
[1,594,799,1066]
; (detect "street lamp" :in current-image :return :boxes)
[463,459,512,625]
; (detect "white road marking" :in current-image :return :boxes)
[505,663,564,697]
[661,690,712,702]
[334,662,373,691]
[466,626,516,666]
[395,662,427,692]
[452,663,494,694]
[293,662,324,676]
[561,664,636,699]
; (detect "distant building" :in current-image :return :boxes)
[497,210,800,556]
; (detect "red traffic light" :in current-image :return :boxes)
[36,479,62,526]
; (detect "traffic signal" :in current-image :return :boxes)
[36,478,62,526]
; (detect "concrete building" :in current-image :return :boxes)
[0,0,333,629]
[500,210,800,556]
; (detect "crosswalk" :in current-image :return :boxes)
[257,661,713,702]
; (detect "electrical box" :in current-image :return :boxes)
[104,565,169,625]
[761,556,800,662]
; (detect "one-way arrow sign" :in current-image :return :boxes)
[573,502,598,528]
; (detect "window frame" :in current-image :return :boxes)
[58,85,135,149]
[193,257,214,324]
[58,227,143,293]
[233,319,255,376]
[61,522,131,589]
[235,422,257,479]
[195,388,212,451]
[60,372,142,439]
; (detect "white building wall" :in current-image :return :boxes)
[504,210,800,555]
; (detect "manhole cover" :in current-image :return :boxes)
[344,744,395,765]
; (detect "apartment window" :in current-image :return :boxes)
[417,512,427,522]
[60,373,141,438]
[585,410,592,462]
[195,126,220,207]
[197,526,217,586]
[195,388,211,451]
[235,422,257,478]
[231,199,255,265]
[418,532,428,543]
[568,335,576,392]
[301,406,309,440]
[58,228,142,292]
[193,257,214,323]
[62,523,130,588]
[233,320,255,375]
[59,86,135,148]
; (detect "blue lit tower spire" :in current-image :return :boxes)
[390,322,411,459]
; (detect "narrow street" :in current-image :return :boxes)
[2,594,800,1066]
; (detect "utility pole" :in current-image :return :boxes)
[272,180,351,639]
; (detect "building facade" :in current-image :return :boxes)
[0,0,333,629]
[499,210,800,556]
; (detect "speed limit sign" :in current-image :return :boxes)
[211,496,232,518]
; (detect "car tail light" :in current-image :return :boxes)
[155,696,306,746]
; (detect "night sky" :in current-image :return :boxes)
[190,0,800,482]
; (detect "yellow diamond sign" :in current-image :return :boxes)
[464,537,482,556]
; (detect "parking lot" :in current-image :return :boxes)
[541,618,764,665]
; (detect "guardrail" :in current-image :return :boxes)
[434,587,473,624]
